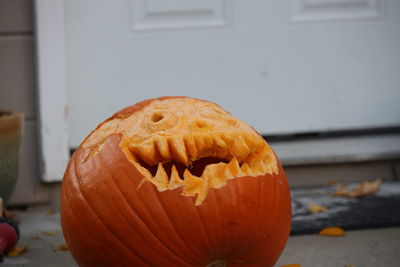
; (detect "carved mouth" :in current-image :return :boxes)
[139,157,230,179]
[122,131,277,205]
[82,98,278,205]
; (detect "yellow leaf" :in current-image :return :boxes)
[54,243,69,252]
[308,203,328,213]
[332,178,381,198]
[42,230,56,236]
[47,209,56,215]
[319,226,346,237]
[6,245,28,257]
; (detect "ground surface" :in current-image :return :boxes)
[1,206,400,267]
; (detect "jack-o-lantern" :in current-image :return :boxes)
[61,97,291,267]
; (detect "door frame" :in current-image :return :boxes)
[35,0,69,182]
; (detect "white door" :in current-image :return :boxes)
[65,0,400,148]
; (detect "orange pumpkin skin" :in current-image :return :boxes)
[61,97,291,267]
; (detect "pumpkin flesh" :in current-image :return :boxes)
[61,97,291,267]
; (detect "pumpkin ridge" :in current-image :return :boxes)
[98,152,192,266]
[192,193,218,261]
[148,182,205,265]
[62,195,115,266]
[70,156,151,265]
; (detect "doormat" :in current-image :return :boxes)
[290,182,400,235]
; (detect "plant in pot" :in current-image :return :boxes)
[0,110,23,205]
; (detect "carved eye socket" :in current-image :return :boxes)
[151,113,164,123]
[144,111,177,133]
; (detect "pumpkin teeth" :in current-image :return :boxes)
[226,157,244,177]
[183,134,197,159]
[128,133,278,205]
[168,165,184,190]
[213,134,226,148]
[202,162,229,189]
[194,134,208,159]
[231,135,250,161]
[141,156,264,205]
[182,169,207,205]
[155,137,170,159]
[129,142,160,165]
[149,163,169,191]
[129,133,260,167]
[168,137,188,164]
[212,134,229,159]
[240,163,255,175]
[253,161,267,175]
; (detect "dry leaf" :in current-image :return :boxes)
[54,243,69,252]
[47,209,56,215]
[6,245,28,257]
[42,230,56,236]
[332,178,381,198]
[344,265,355,267]
[280,264,302,267]
[319,226,346,237]
[307,203,328,213]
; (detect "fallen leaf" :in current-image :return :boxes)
[42,230,56,236]
[6,245,28,257]
[319,226,346,237]
[280,264,302,267]
[307,203,328,213]
[344,265,355,267]
[332,178,382,198]
[54,243,69,252]
[47,209,56,215]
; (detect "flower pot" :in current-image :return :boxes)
[0,111,23,205]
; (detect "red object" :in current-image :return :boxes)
[0,219,18,257]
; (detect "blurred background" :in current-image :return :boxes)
[1,0,399,207]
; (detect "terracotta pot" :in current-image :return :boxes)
[0,111,23,204]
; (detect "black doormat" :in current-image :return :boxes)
[290,182,400,235]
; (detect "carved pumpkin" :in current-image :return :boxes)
[61,97,291,267]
